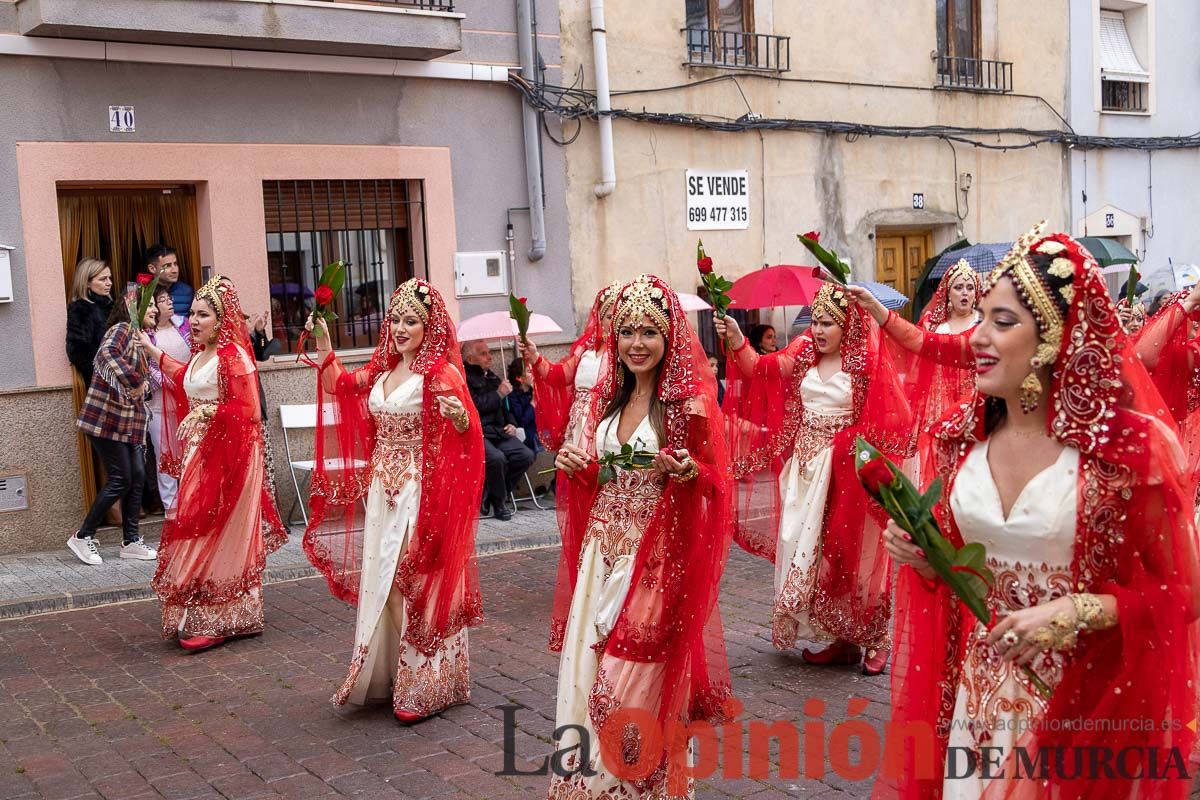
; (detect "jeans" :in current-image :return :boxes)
[79,436,145,545]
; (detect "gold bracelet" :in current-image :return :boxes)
[670,458,700,483]
[1029,610,1079,651]
[1069,593,1117,632]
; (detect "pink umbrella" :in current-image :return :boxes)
[727,265,825,309]
[676,292,712,312]
[457,311,563,342]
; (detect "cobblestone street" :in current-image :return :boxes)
[0,546,897,799]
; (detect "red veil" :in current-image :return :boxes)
[552,275,735,742]
[722,288,913,646]
[880,234,1200,800]
[302,279,485,656]
[532,282,619,452]
[153,278,287,606]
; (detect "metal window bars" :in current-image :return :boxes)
[683,27,791,72]
[262,179,428,355]
[936,54,1013,94]
[1101,79,1148,113]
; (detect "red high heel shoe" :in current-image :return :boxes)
[179,635,226,653]
[801,641,862,666]
[394,708,427,725]
[862,647,890,676]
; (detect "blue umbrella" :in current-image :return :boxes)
[792,281,909,327]
[929,242,1012,280]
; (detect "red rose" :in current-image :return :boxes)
[859,457,895,494]
[697,256,714,275]
[136,272,153,286]
[519,297,528,305]
[802,231,820,243]
[314,285,334,307]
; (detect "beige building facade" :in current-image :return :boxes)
[556,0,1071,330]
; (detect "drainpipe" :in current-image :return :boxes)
[590,0,616,198]
[516,0,547,261]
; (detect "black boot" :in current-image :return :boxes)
[492,497,512,521]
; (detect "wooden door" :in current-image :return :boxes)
[875,231,933,320]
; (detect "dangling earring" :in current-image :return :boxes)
[1019,371,1042,414]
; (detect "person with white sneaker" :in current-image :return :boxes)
[70,275,159,566]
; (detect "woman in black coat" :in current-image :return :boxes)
[66,258,115,384]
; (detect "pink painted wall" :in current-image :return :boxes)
[16,142,459,387]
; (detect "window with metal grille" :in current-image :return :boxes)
[263,179,427,354]
[1101,79,1148,112]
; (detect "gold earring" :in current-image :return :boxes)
[1019,371,1042,414]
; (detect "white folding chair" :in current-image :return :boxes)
[280,403,369,527]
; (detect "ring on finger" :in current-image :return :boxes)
[1001,630,1020,647]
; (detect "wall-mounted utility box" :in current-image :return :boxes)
[0,246,14,303]
[454,251,508,298]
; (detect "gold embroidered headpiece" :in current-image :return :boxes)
[944,258,976,288]
[809,283,850,328]
[195,275,228,321]
[388,278,433,322]
[598,280,623,317]
[986,221,1072,369]
[614,274,671,333]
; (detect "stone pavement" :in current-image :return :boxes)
[0,545,905,799]
[0,509,558,620]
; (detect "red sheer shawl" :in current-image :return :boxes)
[153,282,287,606]
[552,275,735,736]
[879,235,1200,800]
[533,283,616,452]
[302,280,485,656]
[1134,292,1200,494]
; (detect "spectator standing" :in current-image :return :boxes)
[463,341,533,521]
[65,258,115,385]
[68,291,158,565]
[507,356,540,454]
[145,244,193,319]
[146,285,192,511]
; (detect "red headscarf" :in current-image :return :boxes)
[552,274,735,739]
[533,281,621,452]
[302,279,486,656]
[153,277,288,604]
[881,232,1200,800]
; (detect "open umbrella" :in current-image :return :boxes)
[1078,237,1138,269]
[792,281,910,327]
[929,243,1013,280]
[457,310,563,365]
[727,265,825,310]
[677,292,712,312]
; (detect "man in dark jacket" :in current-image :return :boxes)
[463,341,533,521]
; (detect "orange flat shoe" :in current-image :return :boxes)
[801,641,862,666]
[179,635,226,653]
[862,647,890,676]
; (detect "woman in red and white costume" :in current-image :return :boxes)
[869,225,1199,800]
[520,282,622,648]
[716,283,913,675]
[302,278,485,724]
[139,276,288,652]
[548,274,733,799]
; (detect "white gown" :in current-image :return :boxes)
[332,373,470,716]
[564,350,604,449]
[771,367,856,649]
[549,411,675,800]
[943,440,1078,799]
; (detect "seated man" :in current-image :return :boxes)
[463,341,533,521]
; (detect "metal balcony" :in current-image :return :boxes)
[936,54,1013,94]
[15,0,463,61]
[683,27,790,73]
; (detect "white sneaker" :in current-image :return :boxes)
[67,535,103,566]
[120,538,158,560]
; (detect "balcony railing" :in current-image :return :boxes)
[936,54,1013,94]
[1101,79,1148,113]
[318,0,455,8]
[684,27,790,72]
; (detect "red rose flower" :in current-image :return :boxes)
[697,256,714,275]
[136,272,153,286]
[802,231,820,243]
[859,457,895,495]
[314,285,334,307]
[518,296,528,305]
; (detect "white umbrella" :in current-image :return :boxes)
[457,311,563,365]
